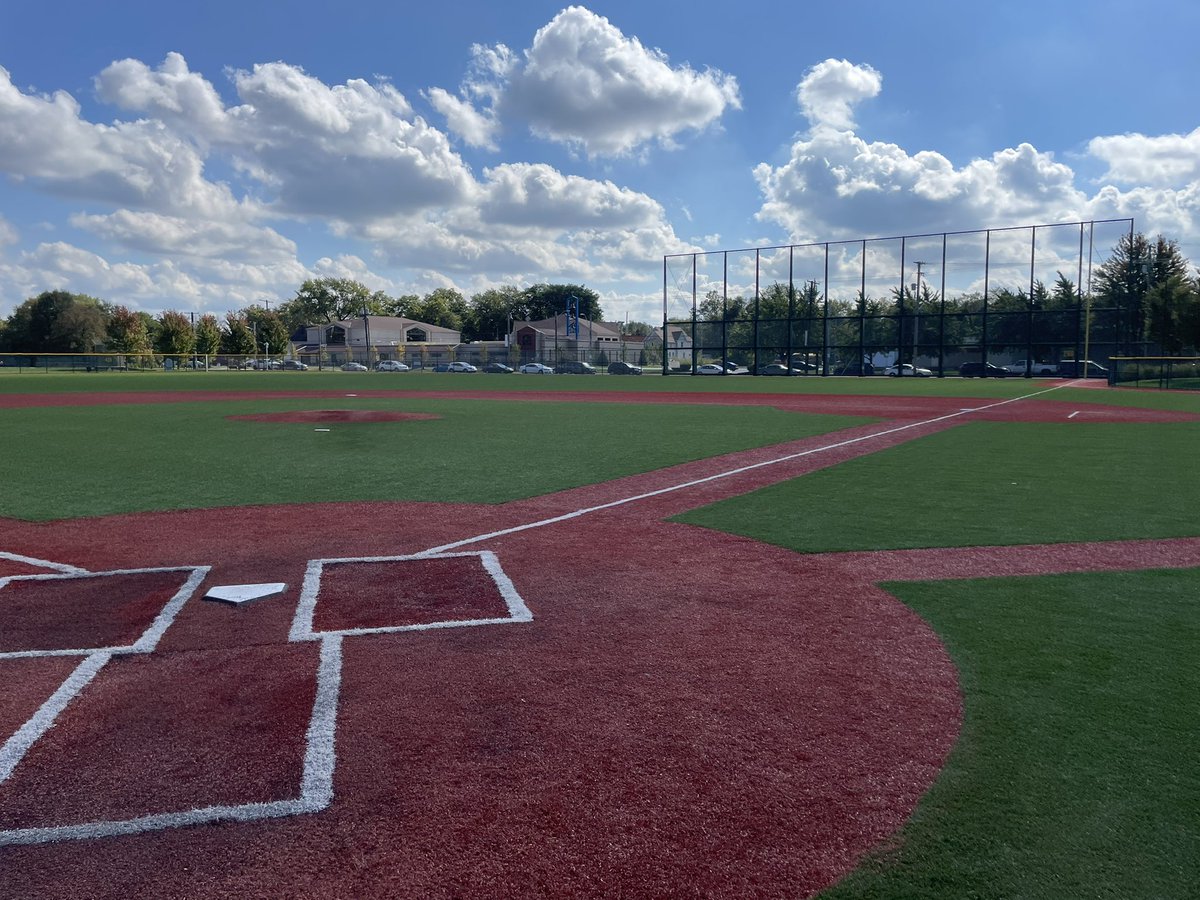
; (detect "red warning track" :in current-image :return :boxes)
[0,385,1196,897]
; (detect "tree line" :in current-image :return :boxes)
[0,280,654,356]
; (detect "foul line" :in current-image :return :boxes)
[419,382,1074,556]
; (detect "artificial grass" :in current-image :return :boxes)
[820,567,1200,899]
[0,397,868,520]
[674,421,1200,552]
[0,368,1130,399]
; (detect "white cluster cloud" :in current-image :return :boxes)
[0,15,706,318]
[753,59,1200,263]
[431,6,740,157]
[796,59,881,132]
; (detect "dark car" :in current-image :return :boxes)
[607,361,642,375]
[432,363,452,372]
[482,362,514,373]
[754,363,802,375]
[554,360,596,374]
[959,361,1008,378]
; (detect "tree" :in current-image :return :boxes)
[0,290,108,352]
[412,288,468,330]
[276,278,389,333]
[520,284,603,322]
[221,313,257,355]
[465,286,524,342]
[1145,273,1197,353]
[1092,233,1191,349]
[244,306,289,356]
[107,305,153,359]
[155,311,196,358]
[194,314,222,356]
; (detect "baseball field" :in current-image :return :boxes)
[1,370,1196,898]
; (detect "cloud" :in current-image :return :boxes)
[425,86,499,150]
[755,64,1200,262]
[1087,127,1200,187]
[0,64,247,219]
[70,210,297,264]
[0,214,16,247]
[486,6,739,157]
[796,59,881,131]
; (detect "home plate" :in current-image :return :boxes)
[203,583,287,605]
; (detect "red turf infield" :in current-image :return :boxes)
[2,386,1198,897]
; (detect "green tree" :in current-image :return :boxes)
[195,314,222,356]
[520,284,603,322]
[107,305,153,359]
[244,306,290,356]
[155,311,196,358]
[412,287,468,330]
[1145,273,1197,353]
[221,313,257,355]
[277,279,389,333]
[0,290,108,352]
[1092,233,1191,348]
[465,286,524,341]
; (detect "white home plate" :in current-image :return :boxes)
[203,583,287,605]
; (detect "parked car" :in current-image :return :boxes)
[281,359,308,370]
[482,362,514,373]
[1004,360,1057,376]
[754,363,804,375]
[554,360,597,374]
[959,362,1009,378]
[696,363,727,375]
[432,363,452,372]
[341,362,368,372]
[607,361,642,375]
[375,360,409,372]
[520,362,554,374]
[885,363,932,377]
[447,361,478,372]
[719,360,749,374]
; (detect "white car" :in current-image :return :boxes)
[885,363,932,377]
[375,360,409,372]
[696,364,727,375]
[520,363,553,374]
[447,361,477,372]
[341,362,368,372]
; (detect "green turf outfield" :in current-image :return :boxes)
[674,421,1200,551]
[0,397,868,520]
[821,568,1200,899]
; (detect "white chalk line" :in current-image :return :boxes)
[0,634,344,847]
[289,550,532,642]
[419,381,1076,556]
[0,566,210,660]
[0,651,112,785]
[0,551,89,575]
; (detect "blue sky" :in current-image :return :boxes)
[2,0,1198,325]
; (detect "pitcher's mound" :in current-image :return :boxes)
[229,410,441,424]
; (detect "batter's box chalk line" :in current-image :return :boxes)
[0,551,533,846]
[288,549,534,642]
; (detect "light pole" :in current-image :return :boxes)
[360,307,371,366]
[910,261,926,375]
